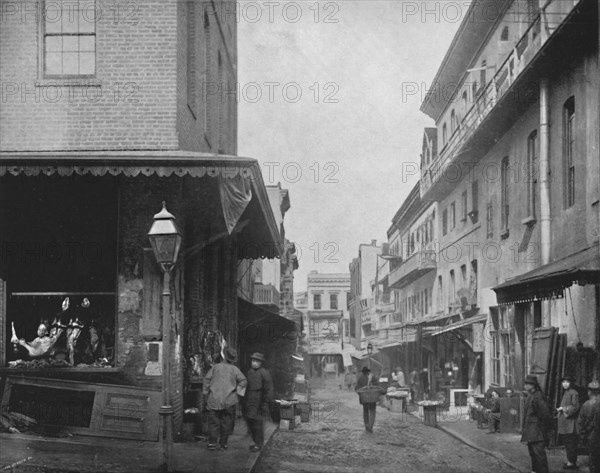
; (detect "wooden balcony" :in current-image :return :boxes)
[253,284,280,311]
[388,249,437,290]
[421,0,583,199]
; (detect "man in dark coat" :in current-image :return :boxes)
[557,375,580,469]
[203,348,247,451]
[355,366,381,433]
[577,381,600,473]
[521,374,553,473]
[244,352,274,452]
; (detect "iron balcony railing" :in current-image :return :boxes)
[421,0,581,196]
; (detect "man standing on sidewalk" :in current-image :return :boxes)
[203,347,247,451]
[577,381,600,473]
[521,374,553,473]
[557,375,580,470]
[244,352,274,452]
[355,366,381,433]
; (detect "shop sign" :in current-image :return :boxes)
[472,323,484,352]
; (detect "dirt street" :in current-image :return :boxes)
[253,378,516,473]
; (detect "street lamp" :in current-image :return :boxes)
[367,343,373,371]
[148,202,182,473]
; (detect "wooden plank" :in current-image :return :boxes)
[1,376,160,441]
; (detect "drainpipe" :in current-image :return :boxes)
[539,77,551,327]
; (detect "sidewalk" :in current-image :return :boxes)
[408,406,590,473]
[0,421,277,473]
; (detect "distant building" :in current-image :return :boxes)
[305,271,352,376]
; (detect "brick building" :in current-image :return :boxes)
[0,0,281,441]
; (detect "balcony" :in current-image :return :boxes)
[388,249,437,290]
[421,0,584,199]
[253,284,280,312]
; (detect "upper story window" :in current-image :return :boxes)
[450,109,457,134]
[442,208,448,236]
[442,123,448,147]
[500,156,510,234]
[500,26,509,41]
[471,180,479,223]
[313,294,321,310]
[43,0,96,77]
[527,130,538,219]
[563,96,576,208]
[450,201,456,230]
[330,293,338,310]
[486,202,494,239]
[480,60,487,90]
[461,190,468,222]
[462,91,468,117]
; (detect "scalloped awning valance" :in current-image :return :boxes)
[0,151,282,259]
[492,245,599,306]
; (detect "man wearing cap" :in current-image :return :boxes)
[522,374,553,473]
[244,352,274,452]
[203,347,247,451]
[355,366,381,433]
[577,381,600,473]
[557,375,580,470]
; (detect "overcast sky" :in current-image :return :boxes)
[238,1,468,291]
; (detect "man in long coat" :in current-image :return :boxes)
[203,347,247,451]
[521,374,553,473]
[244,352,274,452]
[577,381,600,473]
[557,375,580,469]
[355,366,381,433]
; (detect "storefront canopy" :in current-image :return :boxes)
[424,313,487,337]
[0,151,282,259]
[492,245,600,305]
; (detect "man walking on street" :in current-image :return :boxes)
[203,347,247,451]
[557,375,580,470]
[355,366,380,433]
[244,352,274,452]
[521,374,553,473]
[577,381,600,473]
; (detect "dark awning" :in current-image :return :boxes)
[238,297,296,332]
[492,245,600,305]
[424,313,487,337]
[0,151,282,259]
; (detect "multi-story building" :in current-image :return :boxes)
[349,240,381,350]
[305,271,352,376]
[418,0,599,398]
[0,0,283,440]
[386,179,440,393]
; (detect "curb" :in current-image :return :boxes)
[405,409,527,473]
[436,424,527,473]
[246,422,278,473]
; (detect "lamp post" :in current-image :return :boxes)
[367,343,373,371]
[148,202,182,473]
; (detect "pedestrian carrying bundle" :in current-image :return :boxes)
[357,386,382,404]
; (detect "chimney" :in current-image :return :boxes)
[371,239,377,246]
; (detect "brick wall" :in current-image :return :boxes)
[0,0,179,151]
[176,1,238,154]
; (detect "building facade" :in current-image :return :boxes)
[305,271,352,376]
[417,0,599,400]
[0,0,283,440]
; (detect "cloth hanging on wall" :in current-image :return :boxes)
[218,175,252,235]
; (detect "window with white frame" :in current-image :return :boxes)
[43,0,96,77]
